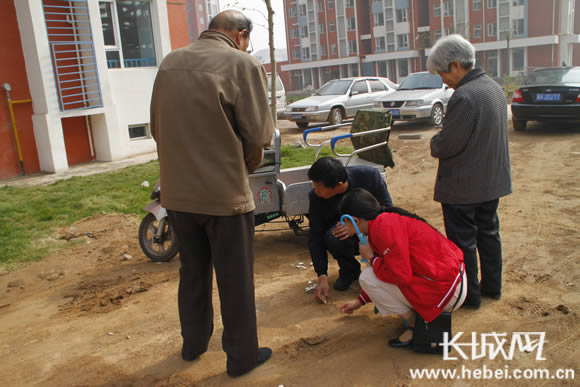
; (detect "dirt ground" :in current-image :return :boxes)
[0,119,578,386]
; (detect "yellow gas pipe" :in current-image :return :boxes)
[3,83,31,176]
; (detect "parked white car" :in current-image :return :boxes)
[284,77,397,129]
[375,72,454,126]
[267,73,286,119]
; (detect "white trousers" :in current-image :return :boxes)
[359,267,468,317]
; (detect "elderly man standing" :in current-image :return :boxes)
[150,10,274,376]
[427,35,512,309]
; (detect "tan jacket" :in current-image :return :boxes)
[151,30,274,215]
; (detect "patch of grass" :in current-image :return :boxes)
[0,146,354,267]
[286,95,310,104]
[280,145,354,169]
[0,161,160,267]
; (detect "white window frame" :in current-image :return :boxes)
[346,0,355,7]
[397,33,409,49]
[434,3,441,16]
[444,1,454,16]
[473,24,482,38]
[473,0,481,11]
[374,12,385,26]
[302,47,310,60]
[488,23,497,36]
[319,23,325,33]
[488,0,497,8]
[348,17,356,31]
[100,0,157,69]
[349,40,357,55]
[375,36,386,53]
[396,8,408,23]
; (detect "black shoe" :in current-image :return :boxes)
[181,342,200,361]
[333,277,353,291]
[227,347,272,377]
[388,338,412,348]
[482,290,501,300]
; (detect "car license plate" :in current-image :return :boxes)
[390,109,400,117]
[291,114,302,119]
[536,93,560,102]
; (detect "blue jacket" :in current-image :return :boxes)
[308,166,392,276]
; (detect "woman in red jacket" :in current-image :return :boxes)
[338,188,466,348]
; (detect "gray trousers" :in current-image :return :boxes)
[167,210,259,374]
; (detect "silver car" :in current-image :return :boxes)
[375,72,454,126]
[284,77,397,129]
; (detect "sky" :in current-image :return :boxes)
[221,0,288,52]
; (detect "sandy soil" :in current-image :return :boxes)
[0,120,578,386]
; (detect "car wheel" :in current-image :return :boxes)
[328,107,343,125]
[430,103,443,126]
[513,119,527,131]
[296,121,309,129]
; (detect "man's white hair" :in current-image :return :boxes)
[427,34,476,73]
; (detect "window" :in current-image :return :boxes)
[329,21,335,32]
[318,0,324,11]
[99,1,157,69]
[292,48,300,59]
[129,124,150,139]
[473,0,481,10]
[346,0,354,7]
[513,19,524,35]
[302,47,310,60]
[301,25,309,38]
[331,43,337,54]
[513,0,524,5]
[374,12,385,26]
[487,51,498,77]
[473,24,482,38]
[397,33,409,49]
[348,17,356,31]
[328,0,334,8]
[349,40,357,54]
[289,7,297,17]
[488,0,497,8]
[512,47,524,71]
[319,23,325,33]
[396,8,408,22]
[352,80,368,94]
[445,28,453,36]
[444,1,454,16]
[488,23,497,36]
[370,79,387,92]
[299,4,306,16]
[375,36,386,53]
[321,45,327,56]
[434,3,441,16]
[434,29,442,41]
[291,28,299,39]
[398,59,409,77]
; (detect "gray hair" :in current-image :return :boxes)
[427,34,476,73]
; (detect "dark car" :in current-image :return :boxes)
[511,67,580,131]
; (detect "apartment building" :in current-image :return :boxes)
[282,0,580,91]
[0,0,199,179]
[185,0,220,41]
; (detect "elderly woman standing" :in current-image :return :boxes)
[427,35,512,309]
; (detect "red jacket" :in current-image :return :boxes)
[358,212,464,323]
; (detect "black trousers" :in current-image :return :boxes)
[442,199,503,305]
[167,210,259,374]
[325,226,361,281]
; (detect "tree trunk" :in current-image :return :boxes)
[265,0,276,125]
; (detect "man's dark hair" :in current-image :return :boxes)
[307,157,347,188]
[209,10,253,34]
